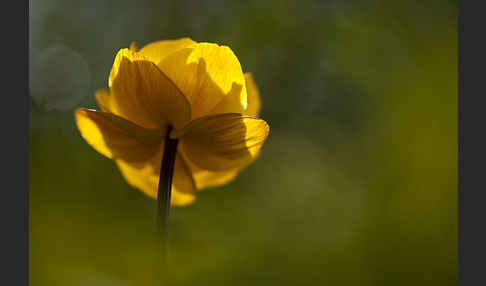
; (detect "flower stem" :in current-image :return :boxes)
[157,125,178,252]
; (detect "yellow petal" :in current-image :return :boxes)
[192,168,239,190]
[129,42,137,52]
[178,145,239,190]
[158,43,247,119]
[139,38,196,65]
[116,154,196,206]
[174,113,269,171]
[108,48,191,129]
[243,73,261,116]
[173,153,198,195]
[74,108,163,162]
[95,89,112,112]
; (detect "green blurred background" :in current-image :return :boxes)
[29,0,457,285]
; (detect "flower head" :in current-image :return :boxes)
[75,38,269,206]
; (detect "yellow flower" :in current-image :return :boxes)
[74,38,269,206]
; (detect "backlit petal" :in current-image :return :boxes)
[129,42,137,52]
[74,108,163,162]
[180,73,263,185]
[173,113,269,171]
[108,48,191,129]
[243,73,261,116]
[139,38,196,65]
[178,145,239,190]
[158,43,247,119]
[95,89,112,112]
[116,155,196,206]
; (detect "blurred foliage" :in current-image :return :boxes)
[30,0,457,285]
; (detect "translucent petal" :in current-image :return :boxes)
[178,145,239,190]
[176,73,263,188]
[95,89,112,112]
[243,73,261,116]
[139,38,196,65]
[74,108,162,162]
[173,113,269,171]
[108,48,191,129]
[116,152,196,206]
[158,43,247,119]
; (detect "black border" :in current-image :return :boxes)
[3,0,29,284]
[459,0,486,285]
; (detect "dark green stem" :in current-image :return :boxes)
[157,125,178,251]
